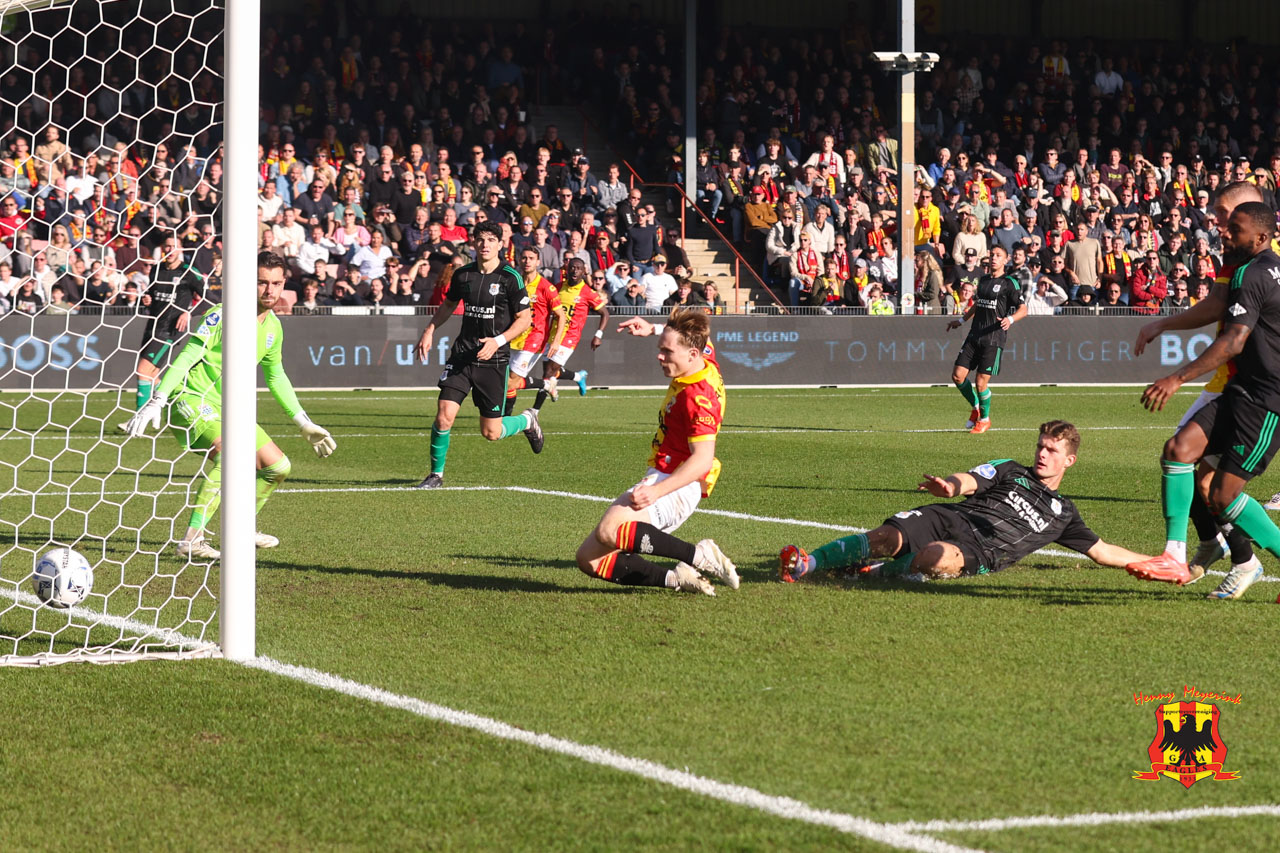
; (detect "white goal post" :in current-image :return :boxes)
[0,0,258,665]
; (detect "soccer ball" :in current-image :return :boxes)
[32,547,93,609]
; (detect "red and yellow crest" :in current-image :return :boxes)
[1133,702,1239,788]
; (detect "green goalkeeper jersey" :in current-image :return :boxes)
[156,304,304,419]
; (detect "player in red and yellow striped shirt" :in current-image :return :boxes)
[573,310,737,595]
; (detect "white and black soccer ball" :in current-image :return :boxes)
[32,547,93,609]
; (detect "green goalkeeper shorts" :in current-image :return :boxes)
[169,394,272,452]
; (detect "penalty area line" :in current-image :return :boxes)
[241,656,976,853]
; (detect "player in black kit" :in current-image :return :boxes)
[947,244,1026,433]
[1129,201,1280,593]
[131,235,205,411]
[779,420,1154,582]
[413,221,534,489]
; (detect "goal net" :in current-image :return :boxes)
[0,0,230,665]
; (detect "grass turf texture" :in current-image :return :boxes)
[3,385,1280,851]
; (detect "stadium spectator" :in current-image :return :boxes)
[640,254,676,310]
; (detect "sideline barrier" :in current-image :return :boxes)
[0,314,1221,389]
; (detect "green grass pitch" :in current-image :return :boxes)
[2,384,1279,851]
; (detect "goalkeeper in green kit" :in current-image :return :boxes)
[122,251,337,560]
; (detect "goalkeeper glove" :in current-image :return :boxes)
[123,393,167,437]
[293,412,336,458]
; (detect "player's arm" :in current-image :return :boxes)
[629,438,716,509]
[124,316,213,436]
[589,302,610,350]
[1002,302,1028,330]
[1085,539,1152,568]
[1133,283,1228,355]
[547,302,569,347]
[477,272,534,361]
[1141,321,1250,411]
[946,304,975,331]
[415,298,460,362]
[918,471,978,498]
[477,306,532,361]
[261,334,337,457]
[618,317,659,336]
[173,268,206,332]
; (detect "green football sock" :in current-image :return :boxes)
[1220,493,1280,559]
[877,551,916,578]
[1160,460,1195,544]
[136,379,153,411]
[188,455,222,532]
[429,426,451,475]
[255,456,291,514]
[498,412,531,439]
[812,533,870,571]
[978,388,992,419]
[955,378,978,408]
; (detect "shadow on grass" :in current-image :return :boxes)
[258,554,624,595]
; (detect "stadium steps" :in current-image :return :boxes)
[535,106,739,289]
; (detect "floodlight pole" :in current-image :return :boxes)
[871,11,937,314]
[897,5,916,313]
[220,0,260,661]
[683,0,696,206]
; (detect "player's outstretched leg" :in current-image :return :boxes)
[574,370,589,396]
[1127,430,1207,585]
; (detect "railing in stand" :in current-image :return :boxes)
[574,106,788,314]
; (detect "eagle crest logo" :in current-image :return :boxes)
[718,350,796,371]
[1133,702,1239,787]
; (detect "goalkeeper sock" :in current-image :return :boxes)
[615,521,697,563]
[1219,493,1280,560]
[955,378,978,408]
[812,532,871,572]
[255,456,291,515]
[136,378,153,411]
[1161,460,1195,561]
[498,412,532,439]
[429,426,451,475]
[978,388,992,419]
[187,455,223,535]
[589,552,669,586]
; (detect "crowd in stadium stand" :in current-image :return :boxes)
[0,6,1275,317]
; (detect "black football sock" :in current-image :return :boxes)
[1189,492,1219,542]
[503,394,517,416]
[615,521,697,564]
[524,376,546,390]
[1224,523,1255,565]
[591,552,669,586]
[533,389,549,410]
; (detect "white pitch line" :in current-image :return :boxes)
[243,657,974,853]
[893,803,1280,833]
[0,424,1176,442]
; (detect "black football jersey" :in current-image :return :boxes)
[967,273,1023,346]
[955,459,1099,572]
[445,262,529,366]
[1222,249,1280,412]
[144,261,204,318]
